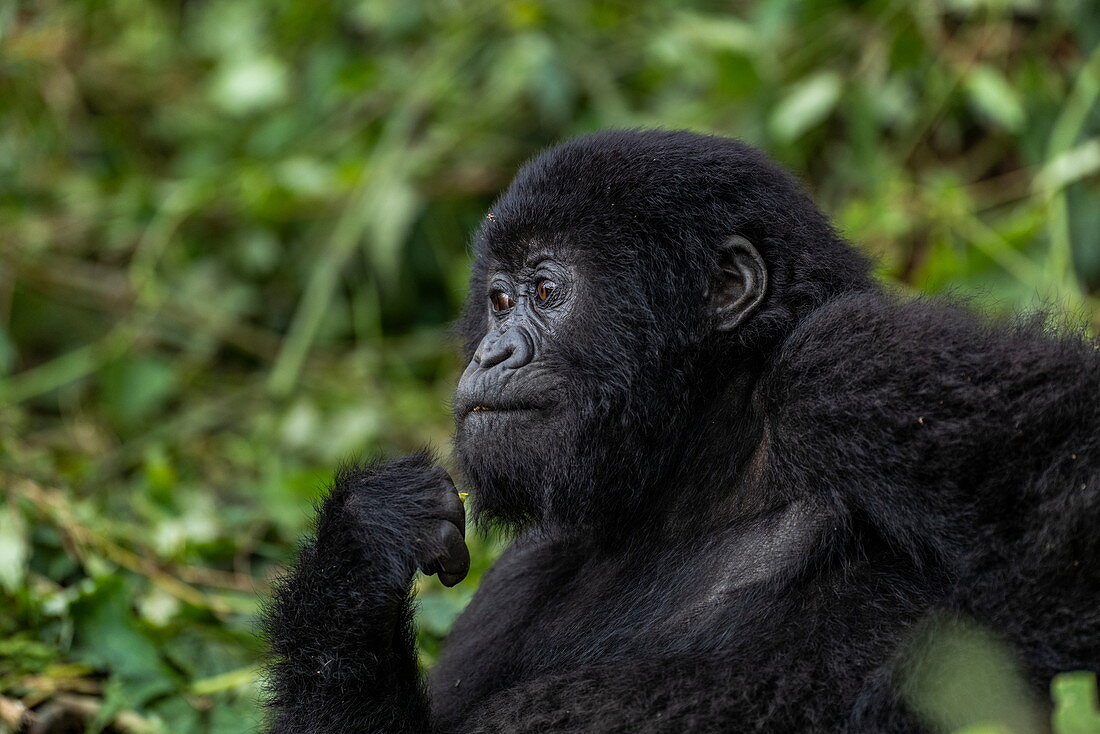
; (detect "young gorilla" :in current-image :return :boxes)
[265,130,1100,733]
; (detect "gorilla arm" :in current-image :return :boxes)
[763,290,1100,580]
[264,454,469,734]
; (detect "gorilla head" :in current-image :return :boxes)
[453,130,872,533]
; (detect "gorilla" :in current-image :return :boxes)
[264,130,1100,733]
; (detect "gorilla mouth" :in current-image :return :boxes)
[457,396,553,421]
[454,388,556,421]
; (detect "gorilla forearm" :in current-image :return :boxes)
[267,569,428,733]
[265,508,428,733]
[265,456,468,734]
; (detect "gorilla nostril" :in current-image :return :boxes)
[476,329,533,371]
[479,341,515,370]
[503,330,534,369]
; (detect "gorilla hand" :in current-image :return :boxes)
[318,453,471,589]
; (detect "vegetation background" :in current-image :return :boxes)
[2,0,1099,732]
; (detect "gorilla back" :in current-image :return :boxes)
[264,130,1100,734]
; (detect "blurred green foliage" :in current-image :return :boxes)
[902,617,1047,734]
[1,0,1099,731]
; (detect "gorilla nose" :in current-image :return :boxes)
[475,328,534,370]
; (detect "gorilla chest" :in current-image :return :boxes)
[430,514,817,720]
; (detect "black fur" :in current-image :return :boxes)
[264,130,1100,733]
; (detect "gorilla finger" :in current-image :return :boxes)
[438,568,466,588]
[437,483,466,532]
[436,523,470,586]
[418,555,442,577]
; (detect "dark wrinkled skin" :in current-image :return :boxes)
[264,130,1100,734]
[452,255,575,423]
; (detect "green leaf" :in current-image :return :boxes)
[0,324,16,376]
[769,71,843,143]
[99,356,177,431]
[416,590,473,637]
[71,577,178,708]
[1052,672,1100,734]
[901,618,1045,734]
[952,725,1013,734]
[210,54,289,115]
[964,66,1025,132]
[0,504,29,592]
[675,14,760,55]
[1035,138,1100,195]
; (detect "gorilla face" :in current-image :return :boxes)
[452,254,577,425]
[452,248,594,530]
[453,233,770,532]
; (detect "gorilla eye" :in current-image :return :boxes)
[535,279,557,303]
[490,290,515,312]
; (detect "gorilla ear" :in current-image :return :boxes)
[710,235,768,332]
